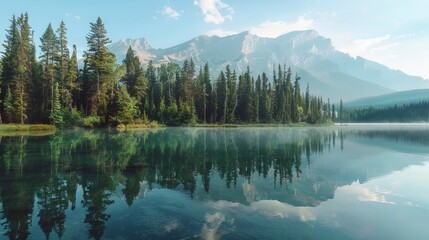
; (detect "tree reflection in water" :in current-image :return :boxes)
[0,127,425,239]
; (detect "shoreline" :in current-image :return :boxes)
[336,122,429,126]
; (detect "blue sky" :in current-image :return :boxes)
[1,0,428,79]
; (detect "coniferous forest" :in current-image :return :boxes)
[344,101,429,123]
[0,14,334,127]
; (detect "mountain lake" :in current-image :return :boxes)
[0,126,428,240]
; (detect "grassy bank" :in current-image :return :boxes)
[0,124,57,136]
[0,124,57,131]
[117,121,165,130]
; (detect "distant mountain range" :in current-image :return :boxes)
[108,30,429,101]
[345,89,429,108]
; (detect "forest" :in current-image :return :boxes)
[0,14,336,127]
[344,101,429,122]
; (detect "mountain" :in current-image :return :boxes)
[345,89,429,108]
[108,30,429,101]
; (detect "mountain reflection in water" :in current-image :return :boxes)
[0,127,428,240]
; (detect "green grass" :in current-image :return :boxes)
[0,124,57,136]
[117,121,165,130]
[0,124,56,131]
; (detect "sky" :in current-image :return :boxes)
[0,0,428,79]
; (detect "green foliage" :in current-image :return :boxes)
[50,82,64,126]
[110,87,138,124]
[159,102,180,126]
[63,107,83,127]
[4,87,13,122]
[81,116,101,128]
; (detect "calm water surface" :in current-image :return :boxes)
[0,127,428,240]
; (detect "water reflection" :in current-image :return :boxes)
[0,127,428,239]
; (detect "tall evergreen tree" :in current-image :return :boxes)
[84,17,116,123]
[305,83,310,116]
[11,13,33,123]
[56,21,69,85]
[66,45,79,108]
[50,82,63,125]
[293,74,301,122]
[56,21,71,108]
[122,46,148,113]
[254,75,261,123]
[194,67,205,122]
[259,72,271,122]
[216,71,227,123]
[204,63,215,123]
[40,23,58,116]
[3,86,13,122]
[226,66,237,123]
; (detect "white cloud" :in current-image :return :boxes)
[162,6,181,20]
[251,200,316,222]
[339,35,400,57]
[338,182,395,205]
[250,16,314,38]
[194,0,234,24]
[206,29,238,37]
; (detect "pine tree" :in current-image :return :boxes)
[66,45,79,108]
[50,82,63,126]
[216,71,227,123]
[146,60,157,118]
[254,75,261,123]
[40,23,58,116]
[12,13,33,124]
[84,17,116,123]
[284,67,293,123]
[204,63,215,123]
[111,87,137,124]
[194,67,205,122]
[122,46,138,93]
[56,21,69,85]
[305,83,310,116]
[56,21,71,108]
[260,72,271,122]
[339,99,344,124]
[226,66,237,123]
[293,74,301,122]
[4,86,13,122]
[122,46,148,113]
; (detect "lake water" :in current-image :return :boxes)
[0,127,428,240]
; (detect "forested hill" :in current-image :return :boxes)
[344,101,429,123]
[345,89,429,108]
[0,14,338,127]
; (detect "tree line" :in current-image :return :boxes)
[344,101,429,122]
[0,14,335,126]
